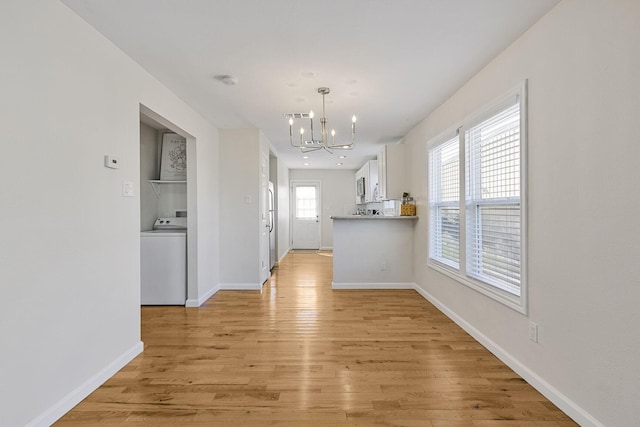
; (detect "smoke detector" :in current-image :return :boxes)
[214,75,238,86]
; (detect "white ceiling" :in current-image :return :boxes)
[61,0,559,170]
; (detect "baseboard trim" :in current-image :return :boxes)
[332,282,416,290]
[319,246,333,251]
[186,285,219,307]
[186,282,264,307]
[218,282,263,291]
[27,341,144,427]
[412,285,603,427]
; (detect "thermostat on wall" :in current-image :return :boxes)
[104,155,119,169]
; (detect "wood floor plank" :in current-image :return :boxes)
[55,251,577,426]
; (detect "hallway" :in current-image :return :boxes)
[56,251,575,426]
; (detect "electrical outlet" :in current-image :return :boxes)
[529,321,538,343]
[380,261,387,271]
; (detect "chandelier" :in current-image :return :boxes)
[286,87,356,153]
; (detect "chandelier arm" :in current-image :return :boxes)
[289,132,303,148]
[301,145,322,153]
[289,119,304,148]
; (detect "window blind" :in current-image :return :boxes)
[465,102,521,295]
[429,136,460,268]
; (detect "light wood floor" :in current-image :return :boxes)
[56,251,576,426]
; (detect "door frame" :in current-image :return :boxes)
[140,104,198,306]
[290,180,322,250]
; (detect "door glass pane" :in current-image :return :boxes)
[295,186,317,219]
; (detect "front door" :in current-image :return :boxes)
[291,181,321,249]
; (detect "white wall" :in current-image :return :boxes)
[276,157,290,261]
[139,126,188,227]
[289,169,357,249]
[0,1,220,425]
[333,218,416,286]
[219,129,261,286]
[139,123,160,230]
[189,126,219,304]
[404,1,640,425]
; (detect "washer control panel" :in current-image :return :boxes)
[153,217,187,230]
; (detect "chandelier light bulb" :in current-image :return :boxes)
[300,127,305,134]
[331,129,335,137]
[352,115,357,123]
[309,110,314,119]
[289,118,293,126]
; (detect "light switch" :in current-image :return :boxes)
[123,181,135,197]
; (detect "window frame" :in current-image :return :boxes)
[427,81,528,314]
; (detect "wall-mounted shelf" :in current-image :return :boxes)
[148,180,186,198]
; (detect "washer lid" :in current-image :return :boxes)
[153,217,187,230]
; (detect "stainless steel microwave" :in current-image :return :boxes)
[357,176,365,196]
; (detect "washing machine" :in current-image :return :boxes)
[140,217,187,305]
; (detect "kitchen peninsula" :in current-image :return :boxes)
[331,215,418,289]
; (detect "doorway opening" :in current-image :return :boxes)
[139,104,197,306]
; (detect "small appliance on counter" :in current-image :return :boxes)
[356,176,366,204]
[382,200,401,216]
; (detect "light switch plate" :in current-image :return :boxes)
[122,181,135,197]
[529,321,538,343]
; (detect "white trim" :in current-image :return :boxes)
[27,341,144,427]
[278,250,290,264]
[461,82,526,131]
[186,281,267,307]
[328,279,603,425]
[319,246,333,251]
[217,282,263,291]
[185,285,219,307]
[426,123,462,151]
[427,260,526,314]
[412,285,603,427]
[332,282,416,290]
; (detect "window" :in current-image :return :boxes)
[429,136,460,269]
[428,83,527,313]
[295,185,317,219]
[466,103,521,295]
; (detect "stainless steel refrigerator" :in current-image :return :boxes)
[268,181,276,269]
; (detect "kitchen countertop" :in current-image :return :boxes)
[330,215,418,220]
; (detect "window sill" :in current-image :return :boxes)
[427,259,527,315]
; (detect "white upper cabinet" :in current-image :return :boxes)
[377,144,405,201]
